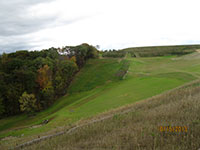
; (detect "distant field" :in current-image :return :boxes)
[1,51,200,149]
[122,45,200,57]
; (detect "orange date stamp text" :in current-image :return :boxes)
[159,126,188,133]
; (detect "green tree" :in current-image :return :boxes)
[1,52,8,65]
[41,85,54,108]
[54,73,65,96]
[69,43,99,68]
[19,92,38,114]
[0,97,5,116]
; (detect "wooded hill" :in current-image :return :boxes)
[1,44,199,117]
[0,43,98,117]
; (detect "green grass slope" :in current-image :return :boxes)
[68,59,125,93]
[0,58,126,138]
[1,52,200,149]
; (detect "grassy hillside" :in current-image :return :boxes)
[1,50,200,149]
[121,45,200,57]
[25,80,200,150]
[68,59,127,93]
[0,58,126,139]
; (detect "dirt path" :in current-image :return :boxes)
[13,79,200,150]
[196,49,200,53]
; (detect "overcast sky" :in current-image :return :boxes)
[1,0,200,53]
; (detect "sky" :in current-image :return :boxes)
[1,0,200,53]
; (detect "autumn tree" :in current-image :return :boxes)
[19,92,38,114]
[36,64,52,89]
[0,44,98,117]
[69,43,99,68]
[70,56,76,63]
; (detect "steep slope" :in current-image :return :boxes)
[0,58,126,140]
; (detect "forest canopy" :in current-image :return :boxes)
[0,43,98,117]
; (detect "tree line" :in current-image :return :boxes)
[102,50,126,58]
[0,43,98,117]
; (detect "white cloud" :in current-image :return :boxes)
[1,0,200,52]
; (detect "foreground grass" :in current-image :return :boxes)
[24,81,200,150]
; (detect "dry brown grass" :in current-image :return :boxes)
[20,83,200,150]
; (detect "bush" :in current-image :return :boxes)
[19,92,38,114]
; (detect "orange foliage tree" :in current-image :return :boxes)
[70,56,76,63]
[36,65,52,89]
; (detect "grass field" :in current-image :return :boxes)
[122,45,200,57]
[25,80,200,150]
[1,51,200,149]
